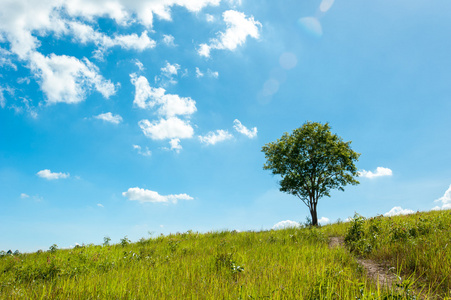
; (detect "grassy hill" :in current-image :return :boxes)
[1,210,450,299]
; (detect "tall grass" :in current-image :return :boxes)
[344,209,451,297]
[1,210,449,299]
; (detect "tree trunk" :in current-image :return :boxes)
[310,205,318,226]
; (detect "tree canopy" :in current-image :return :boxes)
[262,122,360,226]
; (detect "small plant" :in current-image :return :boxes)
[49,244,58,253]
[120,236,130,247]
[103,236,111,246]
[344,213,366,253]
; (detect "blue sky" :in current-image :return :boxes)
[1,0,451,252]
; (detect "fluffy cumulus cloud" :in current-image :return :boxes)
[433,185,451,210]
[169,138,183,152]
[123,187,193,204]
[37,169,70,180]
[318,217,330,225]
[161,62,180,77]
[198,10,261,57]
[94,112,123,124]
[199,129,233,145]
[272,220,300,230]
[139,118,194,140]
[30,53,116,104]
[359,167,393,179]
[233,119,257,138]
[157,62,181,85]
[131,74,196,117]
[384,206,414,217]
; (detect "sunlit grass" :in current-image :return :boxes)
[1,210,450,299]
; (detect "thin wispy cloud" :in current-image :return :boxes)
[162,34,176,47]
[133,145,152,157]
[233,119,257,138]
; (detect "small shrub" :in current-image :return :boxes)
[49,244,58,253]
[103,236,111,246]
[120,236,130,247]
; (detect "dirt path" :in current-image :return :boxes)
[328,237,397,288]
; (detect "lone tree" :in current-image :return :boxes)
[262,122,360,226]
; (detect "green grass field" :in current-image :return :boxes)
[1,210,450,299]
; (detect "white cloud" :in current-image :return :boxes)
[161,62,180,77]
[139,117,194,140]
[17,77,30,84]
[158,61,181,85]
[97,203,104,208]
[0,0,222,105]
[30,53,117,104]
[195,68,219,78]
[228,0,242,6]
[133,144,152,156]
[359,167,393,179]
[94,112,123,124]
[199,129,233,145]
[111,31,155,51]
[233,119,257,138]
[198,10,261,57]
[135,59,145,71]
[195,67,204,78]
[64,0,221,28]
[123,187,193,204]
[0,89,6,109]
[169,138,182,152]
[37,169,70,180]
[318,217,330,225]
[131,74,196,117]
[20,193,30,199]
[207,69,219,78]
[158,94,196,118]
[130,74,160,109]
[68,22,155,54]
[272,220,300,230]
[206,14,215,22]
[384,206,414,217]
[0,47,17,70]
[162,34,176,46]
[434,185,451,210]
[20,97,38,118]
[0,85,14,108]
